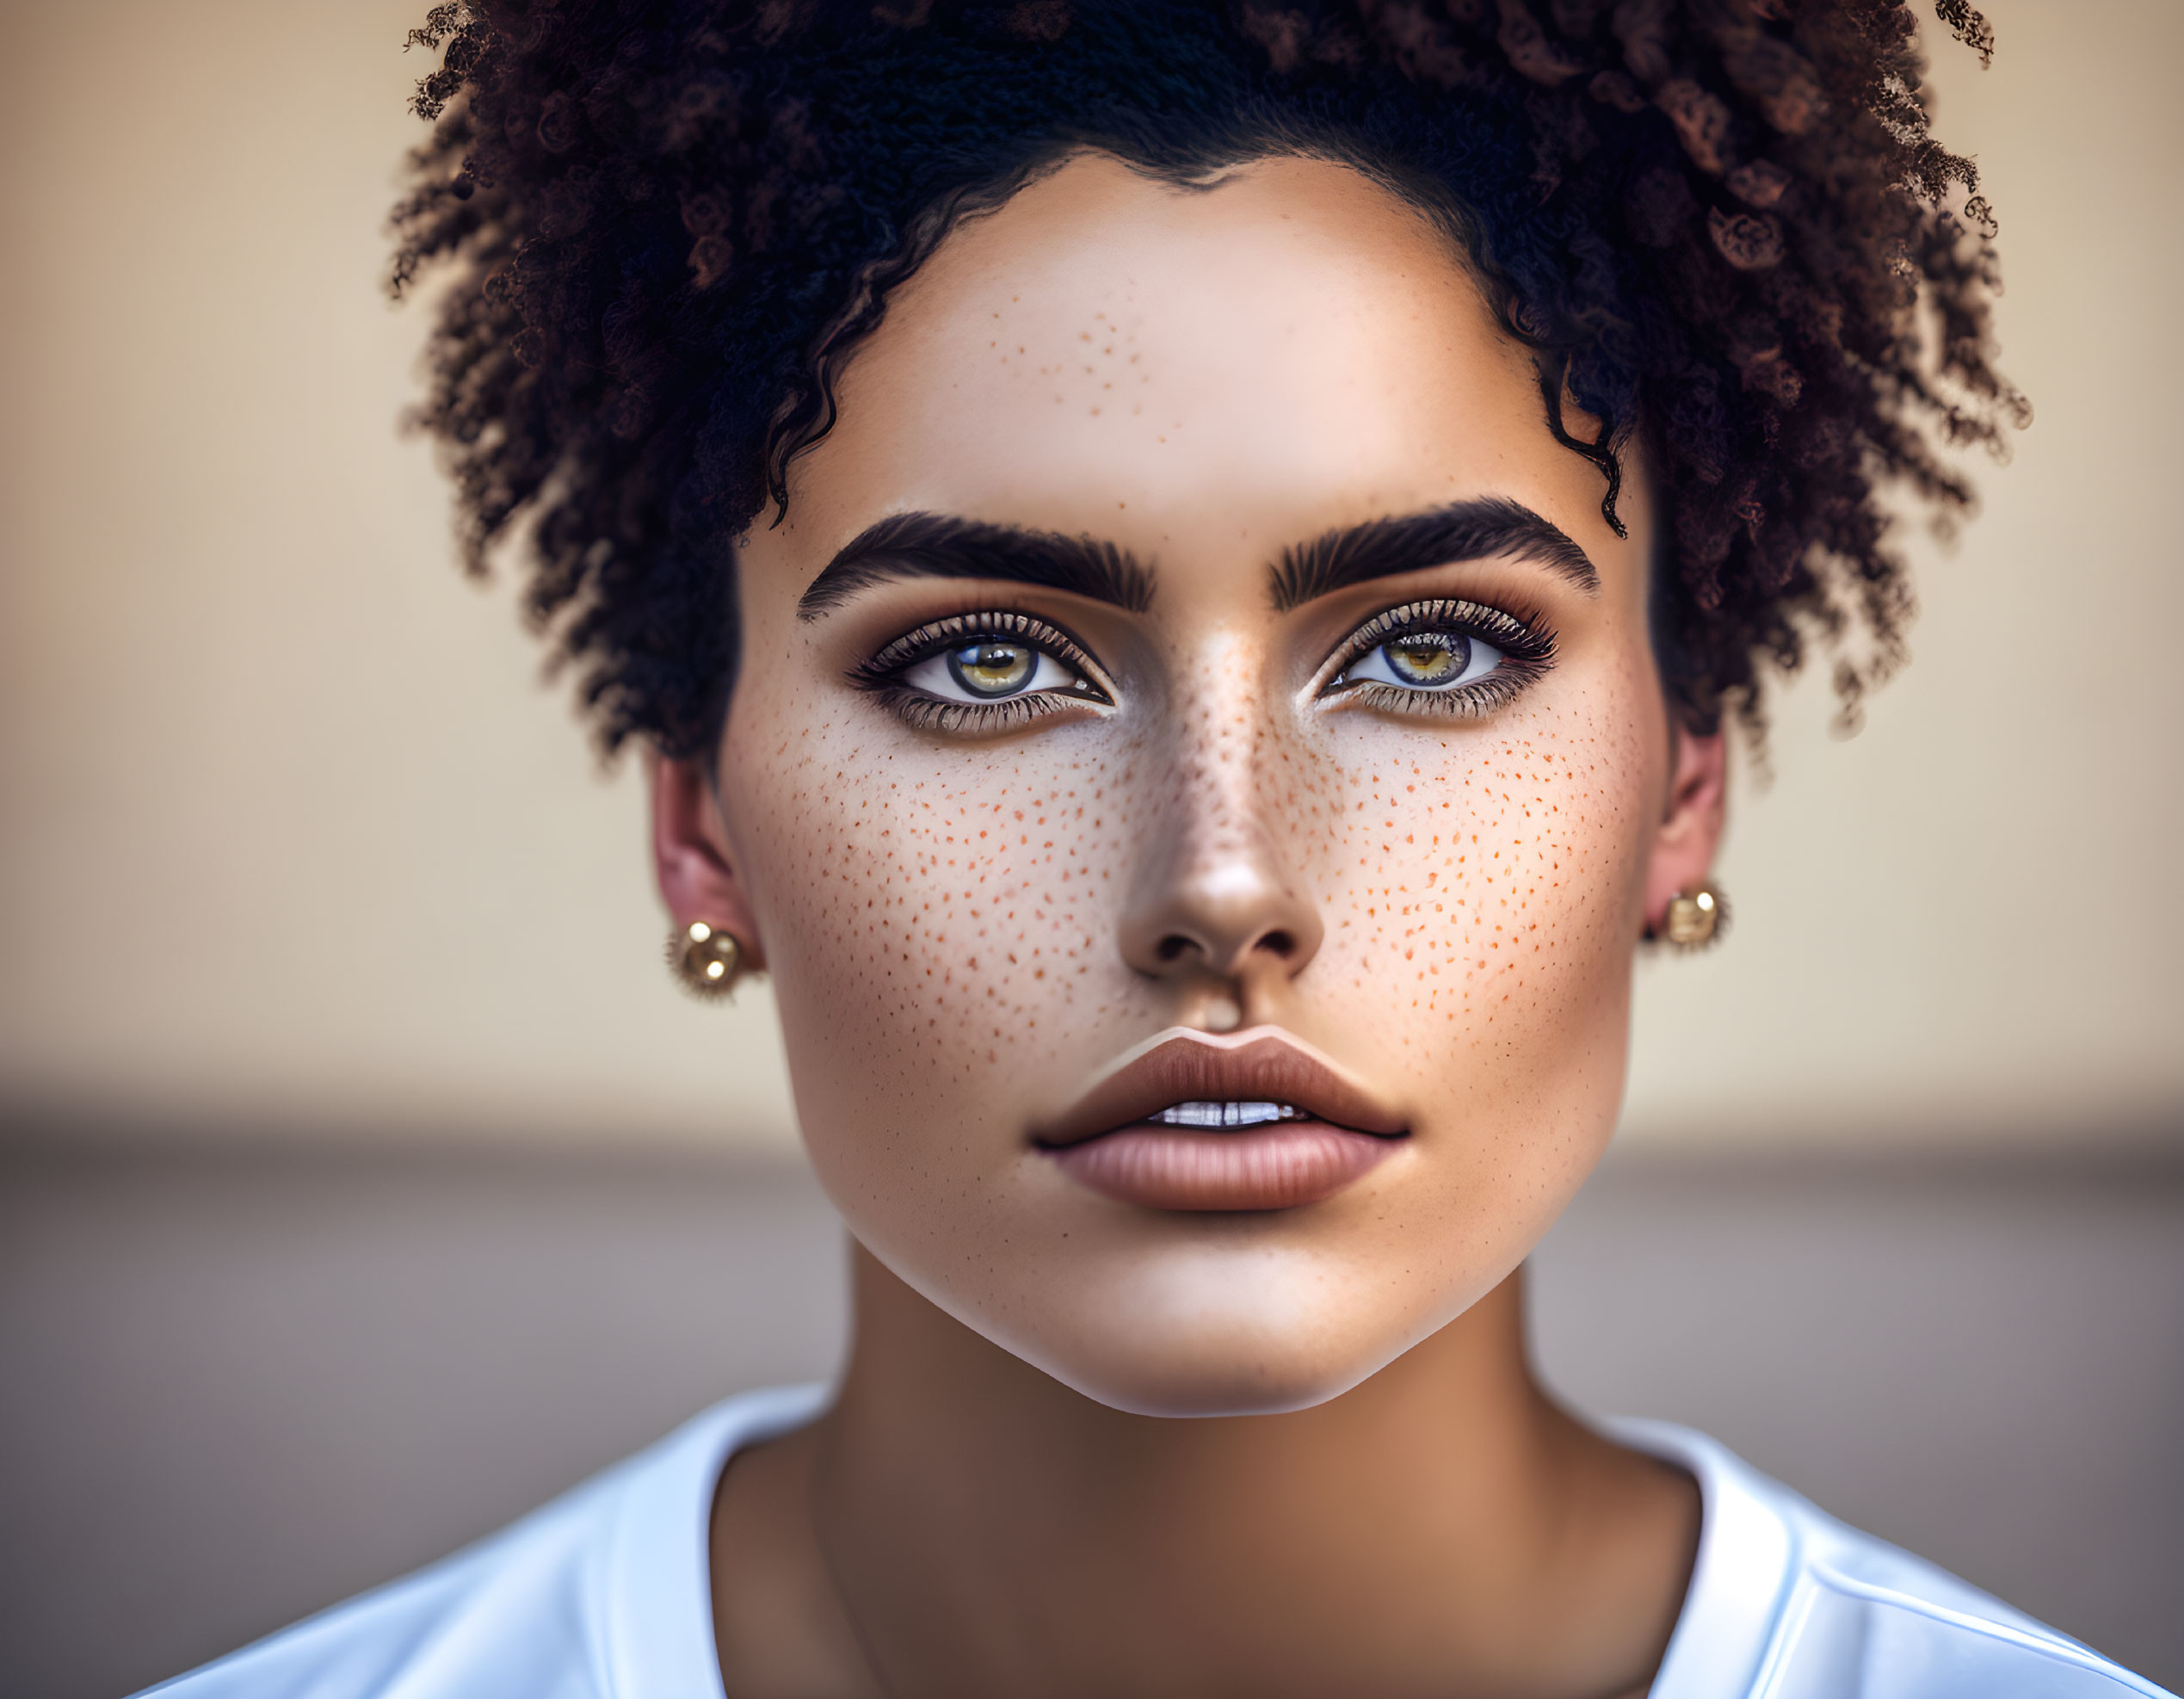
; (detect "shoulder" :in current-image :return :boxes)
[134,1385,830,1699]
[1607,1418,2175,1699]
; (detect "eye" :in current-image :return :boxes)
[850,610,1111,733]
[901,638,1089,703]
[1321,597,1554,720]
[1339,628,1502,692]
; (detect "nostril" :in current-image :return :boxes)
[1259,930,1295,958]
[1156,935,1194,964]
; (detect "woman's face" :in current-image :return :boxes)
[675,153,1720,1416]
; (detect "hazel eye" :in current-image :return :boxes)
[1339,629,1505,692]
[1317,596,1556,722]
[853,610,1113,735]
[901,638,1090,703]
[947,641,1037,696]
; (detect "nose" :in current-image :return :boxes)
[1119,817,1324,986]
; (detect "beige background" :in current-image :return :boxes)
[0,0,2176,1155]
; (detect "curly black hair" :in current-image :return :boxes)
[389,0,2023,757]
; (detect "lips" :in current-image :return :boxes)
[1034,1029,1407,1212]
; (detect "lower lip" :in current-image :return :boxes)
[1044,1121,1397,1212]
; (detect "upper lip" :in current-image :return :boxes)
[1033,1027,1409,1148]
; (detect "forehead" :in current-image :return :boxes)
[780,151,1618,571]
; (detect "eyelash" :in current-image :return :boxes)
[848,610,1111,733]
[1318,597,1557,720]
[853,597,1555,732]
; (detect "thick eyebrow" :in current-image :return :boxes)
[1270,497,1601,611]
[798,511,1157,621]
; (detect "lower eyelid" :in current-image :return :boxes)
[1334,676,1529,719]
[881,689,1083,735]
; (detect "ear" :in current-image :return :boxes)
[1640,722,1727,938]
[651,752,767,970]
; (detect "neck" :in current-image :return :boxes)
[794,1245,1695,1699]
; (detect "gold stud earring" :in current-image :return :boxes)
[668,920,743,999]
[1660,882,1728,952]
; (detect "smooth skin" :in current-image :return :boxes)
[655,153,1725,1698]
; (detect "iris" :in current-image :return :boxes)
[1383,633,1471,688]
[947,642,1037,697]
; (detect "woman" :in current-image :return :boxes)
[148,3,2165,1696]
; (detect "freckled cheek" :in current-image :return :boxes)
[1311,707,1650,1057]
[731,731,1128,1107]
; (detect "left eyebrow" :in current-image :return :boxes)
[798,510,1157,621]
[1270,497,1601,611]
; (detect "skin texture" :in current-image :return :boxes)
[656,154,1725,1696]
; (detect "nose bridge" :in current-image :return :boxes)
[1120,637,1323,983]
[1167,644,1266,862]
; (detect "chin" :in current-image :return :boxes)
[1030,1354,1389,1420]
[972,1249,1466,1419]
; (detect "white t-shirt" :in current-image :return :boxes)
[139,1384,2172,1699]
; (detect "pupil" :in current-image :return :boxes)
[948,641,1035,698]
[1386,632,1469,686]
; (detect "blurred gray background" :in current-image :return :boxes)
[3,0,2181,1695]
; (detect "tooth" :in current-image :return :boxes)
[1149,1101,1306,1128]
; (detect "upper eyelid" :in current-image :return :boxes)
[1323,598,1549,673]
[861,612,1083,668]
[851,610,1110,692]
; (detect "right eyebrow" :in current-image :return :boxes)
[797,511,1157,621]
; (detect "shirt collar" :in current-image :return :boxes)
[1601,1417,1799,1699]
[602,1382,834,1699]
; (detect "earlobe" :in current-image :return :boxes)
[651,753,767,973]
[1639,725,1728,942]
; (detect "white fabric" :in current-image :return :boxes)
[142,1386,2171,1699]
[1605,1418,2172,1699]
